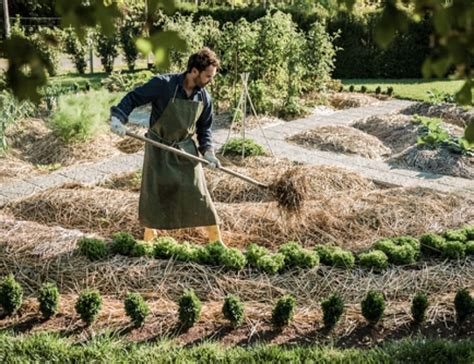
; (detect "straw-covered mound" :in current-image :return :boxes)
[400,102,474,127]
[0,155,46,184]
[5,185,472,250]
[328,92,380,109]
[389,145,474,179]
[288,125,391,159]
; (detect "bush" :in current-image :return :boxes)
[463,225,474,240]
[466,241,474,255]
[63,27,87,74]
[178,289,202,330]
[77,237,108,261]
[95,30,119,73]
[220,248,247,270]
[389,245,418,265]
[361,290,385,325]
[0,274,23,315]
[387,87,394,96]
[392,236,420,253]
[314,245,335,265]
[119,8,143,71]
[443,229,467,243]
[196,241,226,266]
[172,242,199,262]
[321,293,344,330]
[124,292,150,327]
[411,292,429,325]
[246,243,269,266]
[219,137,266,158]
[332,249,355,269]
[111,232,136,256]
[75,290,102,326]
[349,85,354,92]
[38,282,60,319]
[279,242,319,269]
[442,241,466,260]
[256,253,285,275]
[359,250,388,271]
[222,294,244,327]
[375,86,381,94]
[153,237,179,259]
[360,85,367,93]
[130,242,154,257]
[454,289,473,324]
[101,70,153,93]
[419,233,445,255]
[271,295,296,329]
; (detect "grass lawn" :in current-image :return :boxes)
[341,79,473,103]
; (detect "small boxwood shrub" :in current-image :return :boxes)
[360,85,367,93]
[220,248,247,270]
[454,289,473,324]
[419,233,445,255]
[349,85,355,92]
[361,290,385,325]
[387,86,394,96]
[314,245,335,266]
[411,292,429,325]
[375,86,381,94]
[219,137,266,158]
[332,249,355,269]
[321,293,344,330]
[392,236,420,254]
[196,241,226,266]
[130,242,154,257]
[442,241,466,260]
[78,237,109,261]
[463,225,474,240]
[172,242,199,262]
[0,274,23,316]
[271,295,296,329]
[153,237,179,259]
[389,245,418,265]
[279,242,319,269]
[75,289,102,326]
[443,229,467,242]
[222,294,244,327]
[178,289,202,330]
[111,232,136,255]
[124,292,150,328]
[466,241,474,255]
[38,282,60,319]
[246,243,269,266]
[256,253,285,274]
[359,250,388,271]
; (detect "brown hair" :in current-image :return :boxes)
[186,47,220,73]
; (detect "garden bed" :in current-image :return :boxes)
[328,92,382,110]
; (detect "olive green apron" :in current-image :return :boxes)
[138,86,219,229]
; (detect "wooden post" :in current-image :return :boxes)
[3,0,11,38]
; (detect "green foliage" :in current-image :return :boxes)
[75,289,102,326]
[314,245,354,269]
[361,290,385,325]
[442,229,468,243]
[38,282,60,319]
[387,86,394,96]
[245,243,269,266]
[172,242,199,262]
[111,232,137,256]
[153,236,179,259]
[359,250,389,271]
[279,96,308,120]
[130,242,154,258]
[101,71,153,92]
[62,27,88,74]
[375,86,381,94]
[271,295,296,329]
[427,89,455,105]
[255,253,285,275]
[178,289,202,330]
[220,248,247,271]
[373,238,417,265]
[222,294,244,327]
[124,292,150,327]
[349,85,354,92]
[419,233,445,256]
[77,237,109,261]
[442,241,466,260]
[466,241,474,256]
[0,274,23,316]
[95,30,119,73]
[321,293,344,330]
[463,225,474,240]
[27,26,61,77]
[411,292,429,325]
[454,289,473,324]
[220,137,266,158]
[360,85,367,93]
[278,242,319,270]
[314,245,334,265]
[196,241,226,266]
[119,7,143,72]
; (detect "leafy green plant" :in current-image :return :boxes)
[77,237,108,261]
[124,292,150,327]
[246,243,269,266]
[38,282,60,319]
[454,289,473,324]
[373,239,417,265]
[466,241,474,255]
[75,289,102,326]
[220,248,247,270]
[271,295,296,329]
[256,253,285,275]
[172,242,199,262]
[119,8,143,71]
[220,137,266,158]
[442,241,466,260]
[196,241,227,266]
[178,289,202,330]
[278,242,319,269]
[153,237,179,259]
[222,294,244,327]
[360,85,367,93]
[411,292,429,325]
[419,233,445,255]
[101,70,153,92]
[321,293,344,330]
[63,27,88,74]
[95,29,119,73]
[359,250,389,271]
[375,86,381,94]
[314,245,335,265]
[349,85,355,92]
[427,89,455,105]
[111,232,137,256]
[463,225,474,240]
[386,86,394,96]
[331,249,355,269]
[130,242,154,257]
[361,290,385,326]
[442,229,467,242]
[0,274,23,316]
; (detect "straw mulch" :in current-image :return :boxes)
[389,145,474,180]
[0,155,46,184]
[328,92,380,109]
[400,102,474,127]
[288,126,391,160]
[5,184,473,250]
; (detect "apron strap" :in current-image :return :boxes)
[172,85,179,103]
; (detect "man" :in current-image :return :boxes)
[110,47,223,243]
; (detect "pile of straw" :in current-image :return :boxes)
[0,155,44,184]
[400,102,474,128]
[329,92,380,109]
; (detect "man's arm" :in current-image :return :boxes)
[196,92,214,154]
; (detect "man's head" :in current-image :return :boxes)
[186,47,220,88]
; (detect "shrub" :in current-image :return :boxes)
[466,241,474,255]
[443,229,467,242]
[314,245,335,265]
[321,293,344,330]
[220,248,247,270]
[196,241,226,266]
[75,290,102,326]
[349,85,354,92]
[375,86,381,94]
[119,9,142,71]
[463,225,474,240]
[360,85,367,93]
[332,249,355,269]
[271,295,296,329]
[373,238,395,253]
[63,27,87,74]
[279,242,319,269]
[442,241,466,260]
[111,232,136,255]
[38,282,60,319]
[389,245,418,265]
[392,236,420,252]
[246,243,269,266]
[0,274,23,315]
[454,289,473,324]
[95,30,119,73]
[359,250,388,271]
[361,290,385,325]
[101,70,153,93]
[130,242,154,257]
[124,292,150,327]
[77,237,108,261]
[219,137,266,158]
[256,253,285,275]
[387,86,394,96]
[411,292,429,325]
[178,289,202,330]
[172,242,199,262]
[222,294,244,327]
[419,233,445,255]
[153,237,179,259]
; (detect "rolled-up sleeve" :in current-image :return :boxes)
[196,92,214,154]
[110,77,161,123]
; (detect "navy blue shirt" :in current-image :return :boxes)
[111,72,214,153]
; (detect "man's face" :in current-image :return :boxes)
[192,65,217,88]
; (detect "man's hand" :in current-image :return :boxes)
[203,150,221,169]
[110,116,127,136]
